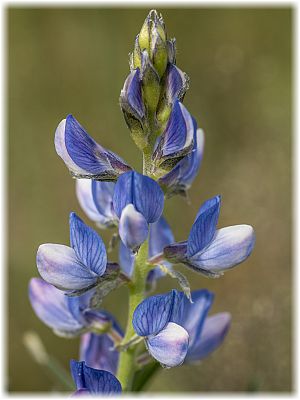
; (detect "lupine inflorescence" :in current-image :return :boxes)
[29,10,255,394]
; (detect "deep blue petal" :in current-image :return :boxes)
[153,100,194,161]
[118,240,135,277]
[132,290,177,337]
[80,333,119,375]
[163,241,188,263]
[120,69,145,120]
[165,64,188,103]
[55,115,131,180]
[70,212,107,276]
[36,244,98,291]
[70,360,122,394]
[187,195,221,257]
[119,204,149,252]
[28,278,84,335]
[147,322,189,367]
[186,312,231,362]
[113,171,164,223]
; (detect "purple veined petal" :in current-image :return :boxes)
[120,68,145,120]
[164,64,189,103]
[28,278,85,335]
[113,171,164,223]
[186,312,231,362]
[146,322,189,367]
[190,225,255,273]
[70,360,122,394]
[76,179,104,224]
[66,288,103,325]
[132,290,176,337]
[80,333,119,375]
[70,212,107,276]
[119,204,149,252]
[187,195,221,258]
[177,289,214,350]
[55,115,131,181]
[91,180,117,228]
[71,388,90,396]
[36,244,98,291]
[118,240,135,277]
[153,100,194,164]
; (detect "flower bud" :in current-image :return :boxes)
[141,51,161,114]
[134,10,168,79]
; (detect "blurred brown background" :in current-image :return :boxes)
[8,7,292,392]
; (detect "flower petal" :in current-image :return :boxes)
[55,115,131,180]
[152,100,194,169]
[113,171,164,223]
[80,333,119,375]
[132,290,176,337]
[70,212,107,276]
[147,322,189,367]
[190,225,255,273]
[70,360,122,394]
[119,204,149,252]
[91,180,117,227]
[118,240,135,277]
[120,68,145,120]
[36,244,98,291]
[28,278,84,335]
[187,195,221,257]
[186,312,231,362]
[76,179,104,224]
[164,64,189,104]
[149,216,174,258]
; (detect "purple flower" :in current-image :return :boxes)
[55,114,131,181]
[70,360,122,395]
[164,195,255,277]
[36,212,115,291]
[113,171,164,252]
[159,125,204,197]
[28,278,121,339]
[120,68,145,124]
[132,289,231,367]
[76,179,117,229]
[152,100,194,175]
[163,63,189,105]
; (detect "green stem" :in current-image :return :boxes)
[116,240,149,391]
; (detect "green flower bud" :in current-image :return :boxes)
[141,51,160,115]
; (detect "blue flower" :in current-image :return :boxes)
[113,171,164,252]
[80,333,121,375]
[152,99,194,175]
[55,114,131,181]
[159,125,204,197]
[120,68,145,125]
[28,278,122,339]
[70,360,122,395]
[163,63,189,105]
[76,179,117,229]
[119,215,174,286]
[36,212,115,291]
[132,289,231,367]
[163,195,255,277]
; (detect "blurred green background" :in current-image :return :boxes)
[8,7,292,393]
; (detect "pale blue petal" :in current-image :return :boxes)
[113,171,164,223]
[147,322,189,367]
[70,212,107,276]
[186,313,231,362]
[119,204,149,252]
[187,195,221,257]
[80,333,119,375]
[36,244,98,291]
[149,216,174,258]
[118,240,135,277]
[190,225,255,273]
[76,179,105,224]
[132,291,176,337]
[28,278,84,335]
[92,181,117,227]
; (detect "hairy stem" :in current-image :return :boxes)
[116,240,149,391]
